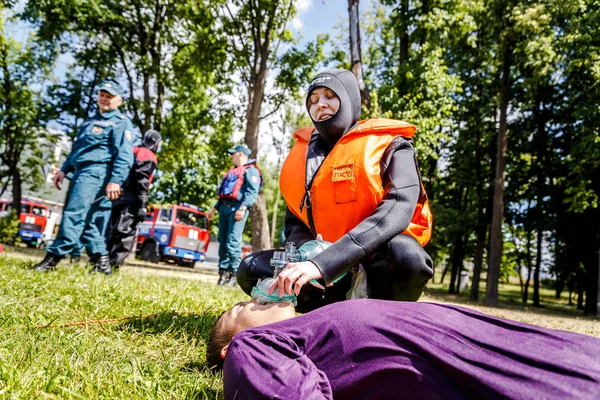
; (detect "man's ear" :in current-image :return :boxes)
[220,345,229,359]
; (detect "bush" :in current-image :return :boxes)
[0,209,21,244]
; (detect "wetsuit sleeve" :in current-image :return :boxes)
[240,166,260,208]
[224,332,333,400]
[109,119,135,185]
[285,207,314,247]
[134,159,157,210]
[311,137,421,283]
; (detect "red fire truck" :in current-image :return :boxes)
[136,203,210,267]
[0,199,50,247]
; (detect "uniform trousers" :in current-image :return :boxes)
[48,163,112,258]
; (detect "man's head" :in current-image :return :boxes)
[97,80,124,113]
[206,300,296,369]
[143,129,162,152]
[228,144,251,167]
[306,69,361,141]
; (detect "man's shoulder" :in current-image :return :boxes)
[244,164,260,176]
[112,112,133,124]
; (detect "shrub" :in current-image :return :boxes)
[0,209,21,244]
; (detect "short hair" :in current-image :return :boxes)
[206,311,236,370]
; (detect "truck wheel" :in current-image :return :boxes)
[140,242,159,263]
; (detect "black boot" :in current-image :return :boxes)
[217,270,230,286]
[225,273,237,288]
[89,255,112,275]
[35,253,63,272]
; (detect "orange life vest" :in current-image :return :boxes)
[280,118,432,247]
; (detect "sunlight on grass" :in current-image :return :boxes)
[1,255,598,398]
[0,256,245,399]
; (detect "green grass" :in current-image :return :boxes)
[0,256,245,399]
[1,254,599,398]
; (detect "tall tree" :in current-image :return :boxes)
[220,0,324,250]
[23,0,220,132]
[348,0,371,107]
[0,8,53,220]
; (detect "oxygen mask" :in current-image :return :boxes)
[250,239,346,305]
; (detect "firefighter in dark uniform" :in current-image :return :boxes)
[207,144,261,287]
[108,129,161,268]
[34,79,134,275]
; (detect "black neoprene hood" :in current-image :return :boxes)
[306,69,361,139]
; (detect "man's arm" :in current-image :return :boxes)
[240,166,260,208]
[224,331,333,400]
[311,137,421,283]
[109,119,135,185]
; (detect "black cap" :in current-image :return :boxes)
[143,129,162,152]
[306,69,361,139]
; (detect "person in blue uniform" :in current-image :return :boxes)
[207,144,261,287]
[34,79,134,275]
[61,171,86,265]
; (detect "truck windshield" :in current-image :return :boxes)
[175,208,205,229]
[31,206,47,217]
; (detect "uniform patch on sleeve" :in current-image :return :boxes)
[125,131,133,142]
[251,175,259,184]
[92,126,103,135]
[332,164,354,182]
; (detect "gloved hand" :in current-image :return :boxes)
[137,207,148,222]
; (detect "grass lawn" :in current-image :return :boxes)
[0,255,246,399]
[1,254,598,398]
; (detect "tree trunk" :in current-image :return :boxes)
[596,242,600,317]
[155,80,165,131]
[485,44,512,307]
[449,237,465,294]
[250,193,271,249]
[440,264,449,284]
[399,0,409,64]
[583,224,599,316]
[523,229,532,303]
[577,273,585,310]
[12,167,21,220]
[348,0,371,107]
[470,225,486,301]
[533,230,543,307]
[270,192,280,246]
[245,69,271,251]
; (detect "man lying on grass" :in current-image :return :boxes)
[207,299,600,400]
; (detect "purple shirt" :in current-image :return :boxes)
[224,300,600,399]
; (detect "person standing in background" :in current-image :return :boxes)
[34,79,134,275]
[108,129,161,269]
[207,144,261,287]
